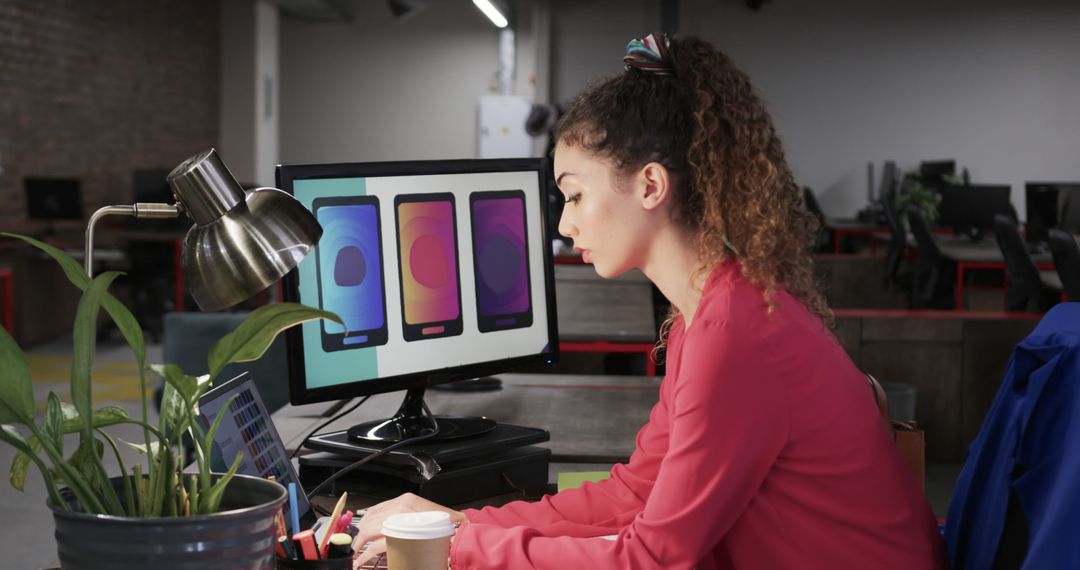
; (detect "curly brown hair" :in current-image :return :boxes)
[553,34,831,353]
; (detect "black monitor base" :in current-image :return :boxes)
[346,386,496,443]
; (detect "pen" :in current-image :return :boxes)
[287,482,301,536]
[294,529,319,560]
[318,491,349,558]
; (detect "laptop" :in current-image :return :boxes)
[198,372,388,568]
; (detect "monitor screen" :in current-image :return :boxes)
[937,184,1012,238]
[24,177,82,220]
[1025,182,1080,244]
[278,159,558,409]
[133,168,174,203]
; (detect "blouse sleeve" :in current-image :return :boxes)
[461,379,672,535]
[451,319,790,569]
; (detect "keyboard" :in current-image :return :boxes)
[355,542,388,569]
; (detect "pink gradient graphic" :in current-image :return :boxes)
[398,201,460,325]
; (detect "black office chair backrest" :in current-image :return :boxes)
[994,214,1042,312]
[882,185,905,288]
[1048,229,1080,301]
[907,207,941,268]
[802,187,829,250]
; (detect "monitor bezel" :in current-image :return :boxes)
[277,158,560,406]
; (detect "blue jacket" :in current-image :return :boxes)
[945,303,1080,569]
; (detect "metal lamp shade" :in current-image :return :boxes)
[168,149,322,311]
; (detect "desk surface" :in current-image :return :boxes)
[274,373,660,464]
[937,237,1054,265]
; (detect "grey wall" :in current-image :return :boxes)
[684,0,1080,220]
[279,1,515,163]
[547,0,1080,220]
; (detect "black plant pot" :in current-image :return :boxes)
[48,473,287,570]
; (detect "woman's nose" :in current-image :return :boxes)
[558,206,576,239]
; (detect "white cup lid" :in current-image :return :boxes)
[382,511,455,540]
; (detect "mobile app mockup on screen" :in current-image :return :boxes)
[394,193,464,341]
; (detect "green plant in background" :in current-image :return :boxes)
[895,170,943,233]
[0,233,341,517]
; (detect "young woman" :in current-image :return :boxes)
[353,33,947,569]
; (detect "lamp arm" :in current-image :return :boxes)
[84,203,182,277]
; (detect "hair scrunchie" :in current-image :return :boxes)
[623,32,673,75]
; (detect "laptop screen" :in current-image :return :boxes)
[198,372,310,521]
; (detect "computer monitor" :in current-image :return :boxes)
[919,160,956,187]
[937,184,1012,239]
[25,177,82,235]
[277,158,559,444]
[1025,182,1080,244]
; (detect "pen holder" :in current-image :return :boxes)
[276,557,353,570]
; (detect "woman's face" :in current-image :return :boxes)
[554,142,652,278]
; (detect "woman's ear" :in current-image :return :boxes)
[638,162,672,211]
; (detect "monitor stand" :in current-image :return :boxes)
[346,386,497,443]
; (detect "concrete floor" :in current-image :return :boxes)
[1,334,965,569]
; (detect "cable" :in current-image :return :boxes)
[305,402,440,500]
[289,396,370,460]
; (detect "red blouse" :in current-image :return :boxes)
[450,260,947,569]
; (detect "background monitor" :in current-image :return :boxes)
[919,160,956,187]
[25,177,83,232]
[278,158,558,443]
[937,184,1013,239]
[1025,182,1080,244]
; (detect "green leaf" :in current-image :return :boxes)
[150,365,203,440]
[43,393,64,454]
[68,439,105,490]
[11,406,134,492]
[62,406,133,433]
[9,436,42,492]
[0,324,34,425]
[200,452,243,514]
[71,271,122,446]
[207,303,341,382]
[1,425,64,506]
[0,233,145,366]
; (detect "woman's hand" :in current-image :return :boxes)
[352,492,468,569]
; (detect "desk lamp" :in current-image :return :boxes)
[83,148,322,310]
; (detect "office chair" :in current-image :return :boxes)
[907,207,952,308]
[1048,228,1080,301]
[993,215,1043,312]
[881,174,907,290]
[802,187,830,252]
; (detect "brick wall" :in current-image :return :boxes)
[0,0,220,233]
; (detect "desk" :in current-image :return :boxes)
[554,265,659,375]
[826,219,890,254]
[937,238,1055,309]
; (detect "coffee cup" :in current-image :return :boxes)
[382,511,456,570]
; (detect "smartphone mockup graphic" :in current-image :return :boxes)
[313,195,389,351]
[394,193,464,341]
[470,190,533,332]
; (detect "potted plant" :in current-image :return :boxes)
[895,170,945,232]
[0,234,340,569]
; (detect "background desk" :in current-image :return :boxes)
[937,238,1055,309]
[554,265,660,375]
